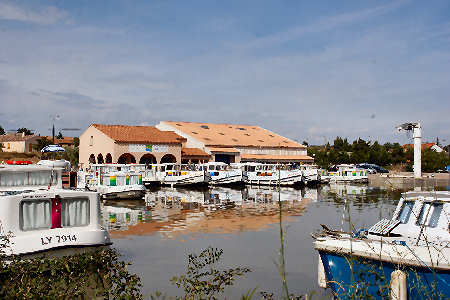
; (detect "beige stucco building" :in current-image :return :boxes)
[79,124,187,169]
[156,121,313,164]
[0,133,40,153]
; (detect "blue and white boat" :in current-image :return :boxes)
[314,191,450,299]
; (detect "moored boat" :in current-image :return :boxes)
[203,162,246,186]
[0,164,111,256]
[158,163,210,186]
[86,171,145,200]
[235,163,303,186]
[313,191,450,299]
[320,164,368,183]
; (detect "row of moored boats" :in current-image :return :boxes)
[76,162,369,200]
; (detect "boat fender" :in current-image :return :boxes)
[317,255,327,288]
[390,270,407,300]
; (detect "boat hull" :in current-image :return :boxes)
[318,250,450,299]
[9,228,111,256]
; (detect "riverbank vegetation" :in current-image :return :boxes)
[307,137,449,172]
[0,234,142,299]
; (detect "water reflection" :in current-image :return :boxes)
[102,186,321,239]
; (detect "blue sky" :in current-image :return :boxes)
[0,0,449,145]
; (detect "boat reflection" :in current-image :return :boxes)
[103,186,318,239]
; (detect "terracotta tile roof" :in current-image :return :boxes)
[0,134,37,142]
[402,143,436,150]
[241,154,314,162]
[208,147,240,153]
[93,124,186,144]
[43,136,74,145]
[181,147,210,158]
[160,121,305,148]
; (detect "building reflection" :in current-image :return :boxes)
[103,186,317,239]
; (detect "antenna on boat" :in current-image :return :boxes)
[396,122,422,179]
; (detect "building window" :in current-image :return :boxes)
[7,143,10,149]
[90,136,93,146]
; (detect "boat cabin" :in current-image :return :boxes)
[381,191,450,244]
[0,165,63,191]
[0,189,110,255]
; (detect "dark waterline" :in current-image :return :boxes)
[102,184,421,298]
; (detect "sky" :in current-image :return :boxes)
[0,0,449,145]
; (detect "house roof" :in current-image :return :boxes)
[402,143,436,150]
[181,147,210,158]
[92,124,186,144]
[240,154,314,162]
[0,134,38,142]
[161,121,305,148]
[43,136,74,145]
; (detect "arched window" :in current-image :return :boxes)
[97,154,104,164]
[139,154,157,164]
[105,153,112,163]
[89,154,96,164]
[117,153,136,164]
[160,154,176,164]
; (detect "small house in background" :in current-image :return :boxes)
[0,133,40,153]
[402,142,444,153]
[79,124,191,169]
[156,121,313,164]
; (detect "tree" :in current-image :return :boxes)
[17,128,33,135]
[302,140,309,146]
[56,131,63,139]
[33,137,52,151]
[73,137,80,147]
[0,125,5,135]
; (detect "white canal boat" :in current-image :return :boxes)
[203,162,246,185]
[320,164,368,183]
[81,171,145,200]
[0,165,111,256]
[0,164,63,191]
[235,163,303,186]
[158,163,210,186]
[297,164,320,185]
[314,190,450,298]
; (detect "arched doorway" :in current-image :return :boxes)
[160,154,176,163]
[89,154,96,164]
[105,153,112,163]
[139,154,157,164]
[97,153,104,164]
[117,153,136,164]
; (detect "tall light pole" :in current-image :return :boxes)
[50,114,61,144]
[396,122,422,179]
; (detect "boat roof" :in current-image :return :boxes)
[402,191,450,202]
[1,188,97,198]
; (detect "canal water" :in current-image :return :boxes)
[102,184,410,298]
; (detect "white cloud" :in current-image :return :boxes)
[0,2,68,24]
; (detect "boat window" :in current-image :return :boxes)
[61,197,89,227]
[20,200,52,231]
[416,202,443,228]
[397,201,414,224]
[209,165,214,171]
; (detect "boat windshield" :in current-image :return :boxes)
[416,202,443,228]
[397,201,414,224]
